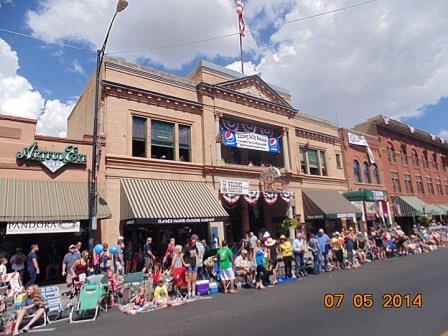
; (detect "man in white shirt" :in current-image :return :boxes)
[234,249,255,287]
[293,233,306,278]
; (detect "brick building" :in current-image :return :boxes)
[339,128,391,232]
[354,115,448,232]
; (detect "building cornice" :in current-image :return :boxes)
[296,127,341,145]
[106,154,204,172]
[0,114,37,124]
[197,82,297,117]
[103,80,203,115]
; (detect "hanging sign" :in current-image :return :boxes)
[221,131,280,153]
[16,142,87,173]
[348,132,369,146]
[220,179,249,195]
[6,221,81,235]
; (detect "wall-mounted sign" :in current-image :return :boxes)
[220,179,249,195]
[372,190,385,201]
[16,142,87,173]
[260,166,284,191]
[222,131,280,153]
[6,221,81,235]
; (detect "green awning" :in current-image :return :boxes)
[392,196,427,217]
[425,204,445,216]
[435,204,448,214]
[303,189,362,220]
[0,178,111,222]
[344,190,375,201]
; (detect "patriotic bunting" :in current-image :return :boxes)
[263,192,278,205]
[280,192,293,203]
[222,193,240,205]
[243,191,260,205]
[221,119,239,132]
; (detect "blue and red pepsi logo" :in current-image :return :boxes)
[224,131,235,142]
[269,138,277,146]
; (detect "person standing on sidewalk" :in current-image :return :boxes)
[317,229,331,272]
[143,237,156,275]
[218,241,236,294]
[62,244,80,288]
[25,244,40,287]
[279,235,293,279]
[293,232,306,278]
[308,233,322,274]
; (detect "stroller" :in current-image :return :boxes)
[170,267,188,303]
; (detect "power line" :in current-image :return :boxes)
[0,27,94,53]
[107,0,382,55]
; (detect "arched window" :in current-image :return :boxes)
[372,163,381,184]
[363,162,372,184]
[433,153,438,170]
[400,144,408,165]
[412,149,419,167]
[353,160,362,183]
[387,143,396,163]
[423,150,429,169]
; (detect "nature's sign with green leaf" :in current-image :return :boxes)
[16,142,87,173]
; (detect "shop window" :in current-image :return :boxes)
[336,153,342,169]
[416,176,425,194]
[387,143,396,163]
[299,147,308,174]
[178,125,191,162]
[151,120,174,160]
[353,160,362,183]
[372,164,381,184]
[426,177,434,195]
[391,172,401,193]
[132,116,146,157]
[363,162,372,184]
[404,174,414,194]
[320,151,328,176]
[412,149,419,167]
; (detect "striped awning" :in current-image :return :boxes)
[392,196,426,217]
[121,179,228,224]
[0,178,111,222]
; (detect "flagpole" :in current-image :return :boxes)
[239,32,244,75]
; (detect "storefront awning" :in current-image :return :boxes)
[425,204,445,216]
[392,196,426,217]
[343,190,386,201]
[435,204,448,214]
[303,189,362,220]
[121,179,229,224]
[0,178,111,222]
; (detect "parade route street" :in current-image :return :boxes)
[51,248,448,336]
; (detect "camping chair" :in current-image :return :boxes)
[121,272,146,303]
[40,286,69,323]
[69,283,102,323]
[85,274,109,311]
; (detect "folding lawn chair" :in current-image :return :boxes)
[40,286,69,323]
[69,283,102,323]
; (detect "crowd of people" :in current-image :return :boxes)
[0,223,447,334]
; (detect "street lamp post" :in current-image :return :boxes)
[89,0,128,252]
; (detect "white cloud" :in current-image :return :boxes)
[67,59,85,75]
[0,0,13,8]
[26,0,258,69]
[0,38,73,136]
[439,129,448,139]
[226,60,258,75]
[251,0,448,126]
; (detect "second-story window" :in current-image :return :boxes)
[363,162,372,184]
[372,163,381,184]
[426,177,434,195]
[391,171,401,193]
[353,160,362,183]
[336,153,342,169]
[404,174,414,194]
[300,148,308,174]
[320,151,328,176]
[416,176,425,194]
[435,178,443,195]
[308,149,320,175]
[132,116,147,158]
[299,147,327,176]
[178,125,191,162]
[151,120,174,160]
[412,149,419,167]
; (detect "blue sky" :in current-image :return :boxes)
[0,0,447,137]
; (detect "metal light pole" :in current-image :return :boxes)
[89,0,128,251]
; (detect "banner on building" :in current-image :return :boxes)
[222,131,280,153]
[220,179,249,195]
[348,132,375,164]
[6,221,80,235]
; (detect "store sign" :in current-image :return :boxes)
[372,190,385,201]
[6,221,81,235]
[222,131,280,153]
[220,179,249,195]
[156,218,216,224]
[16,142,87,173]
[336,213,357,219]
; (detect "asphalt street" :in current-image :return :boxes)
[46,248,448,336]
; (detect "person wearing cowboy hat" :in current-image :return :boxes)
[279,235,293,279]
[264,237,278,285]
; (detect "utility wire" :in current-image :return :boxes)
[0,0,381,56]
[107,0,381,55]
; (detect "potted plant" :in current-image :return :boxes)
[281,218,298,238]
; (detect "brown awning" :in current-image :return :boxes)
[303,189,362,220]
[121,179,228,224]
[0,178,111,222]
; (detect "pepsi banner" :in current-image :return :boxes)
[222,131,280,153]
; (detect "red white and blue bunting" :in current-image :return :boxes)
[222,193,240,205]
[221,119,276,137]
[243,191,260,205]
[280,192,293,203]
[263,192,278,205]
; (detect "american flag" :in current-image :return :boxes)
[236,0,247,37]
